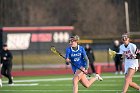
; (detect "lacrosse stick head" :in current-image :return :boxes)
[109,48,116,59]
[51,46,57,54]
[50,46,63,58]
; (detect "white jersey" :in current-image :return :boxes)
[119,43,139,74]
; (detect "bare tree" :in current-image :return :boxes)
[0,0,139,38]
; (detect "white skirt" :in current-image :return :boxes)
[124,60,139,74]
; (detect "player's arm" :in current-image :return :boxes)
[135,48,140,59]
[82,47,89,70]
[84,55,89,70]
[131,44,140,59]
[118,54,123,60]
[118,46,124,60]
[65,58,70,65]
[65,48,71,65]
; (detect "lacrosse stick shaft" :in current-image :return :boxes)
[58,52,90,77]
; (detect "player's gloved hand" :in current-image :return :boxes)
[136,53,140,59]
[66,62,69,65]
[85,65,89,70]
[65,58,70,65]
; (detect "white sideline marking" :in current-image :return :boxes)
[0,75,139,92]
[102,75,140,79]
[2,74,140,83]
[0,89,137,92]
[3,83,38,86]
[2,78,72,83]
[42,84,122,87]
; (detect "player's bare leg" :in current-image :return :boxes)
[122,68,138,93]
[80,74,103,88]
[129,82,140,90]
[73,67,103,93]
[129,68,140,91]
[80,74,96,88]
[73,70,84,93]
[0,78,2,87]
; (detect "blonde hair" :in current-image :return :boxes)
[70,35,80,41]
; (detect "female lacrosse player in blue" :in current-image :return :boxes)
[65,35,103,93]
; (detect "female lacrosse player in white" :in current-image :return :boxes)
[119,34,140,93]
[65,35,103,93]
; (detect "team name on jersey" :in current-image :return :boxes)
[124,50,131,55]
[124,50,135,59]
[71,53,81,57]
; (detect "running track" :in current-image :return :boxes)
[11,63,140,76]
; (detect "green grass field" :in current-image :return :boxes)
[0,72,140,93]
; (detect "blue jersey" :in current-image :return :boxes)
[65,45,87,73]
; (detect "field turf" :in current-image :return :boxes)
[0,72,140,93]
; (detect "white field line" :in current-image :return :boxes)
[102,75,140,79]
[1,83,123,87]
[2,74,140,83]
[0,89,137,92]
[3,83,38,86]
[2,78,72,83]
[41,84,122,87]
[0,75,139,92]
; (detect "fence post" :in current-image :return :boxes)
[107,48,110,67]
[21,50,24,71]
[0,28,3,64]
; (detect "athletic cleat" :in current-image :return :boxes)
[120,71,123,75]
[138,88,140,92]
[11,76,14,80]
[8,83,14,86]
[95,74,103,81]
[115,71,118,75]
[0,79,2,87]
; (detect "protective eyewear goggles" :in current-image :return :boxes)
[69,39,77,43]
[122,35,129,41]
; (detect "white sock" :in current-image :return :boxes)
[95,74,99,80]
